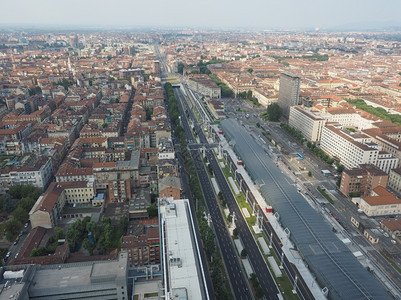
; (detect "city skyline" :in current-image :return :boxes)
[4,0,401,30]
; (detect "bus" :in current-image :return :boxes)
[297,152,304,159]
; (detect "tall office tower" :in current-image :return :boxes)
[278,72,301,118]
[153,61,160,74]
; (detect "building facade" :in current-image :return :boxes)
[359,186,401,216]
[388,168,401,195]
[340,164,388,197]
[278,72,300,118]
[320,125,379,169]
[289,106,326,142]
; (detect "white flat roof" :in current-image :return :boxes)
[160,198,202,300]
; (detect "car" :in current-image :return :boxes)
[18,231,23,237]
[391,239,397,245]
[5,251,11,258]
[24,222,29,228]
[383,232,390,238]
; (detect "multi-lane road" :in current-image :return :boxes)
[173,88,253,299]
[176,86,282,299]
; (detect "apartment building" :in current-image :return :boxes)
[29,180,97,229]
[320,125,379,169]
[289,106,327,142]
[388,168,401,195]
[359,186,401,217]
[56,165,94,182]
[340,164,388,196]
[187,74,221,99]
[3,156,53,191]
[121,227,160,267]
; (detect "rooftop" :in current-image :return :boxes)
[28,252,128,297]
[221,118,390,300]
[159,198,203,300]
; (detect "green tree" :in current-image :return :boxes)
[66,227,81,252]
[85,221,100,240]
[241,249,247,258]
[30,246,49,257]
[177,62,184,74]
[256,286,264,298]
[147,203,158,218]
[11,206,28,223]
[119,216,129,234]
[102,123,108,128]
[336,164,345,173]
[233,228,238,238]
[4,219,21,241]
[146,108,153,121]
[2,198,18,213]
[18,197,36,211]
[102,217,111,225]
[265,103,282,122]
[54,226,65,240]
[83,238,96,255]
[308,171,312,177]
[247,68,253,74]
[8,184,40,200]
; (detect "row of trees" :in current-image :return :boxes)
[197,207,231,299]
[279,124,345,173]
[280,123,305,143]
[164,82,231,299]
[348,99,401,125]
[165,82,181,128]
[0,185,41,241]
[177,62,184,74]
[165,82,205,204]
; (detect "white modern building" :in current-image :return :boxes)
[320,125,379,169]
[289,106,327,142]
[376,151,399,174]
[159,197,209,300]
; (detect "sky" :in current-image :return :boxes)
[2,0,401,30]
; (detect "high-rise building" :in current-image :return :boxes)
[278,72,300,118]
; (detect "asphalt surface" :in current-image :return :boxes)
[173,87,253,299]
[163,88,215,298]
[176,87,282,299]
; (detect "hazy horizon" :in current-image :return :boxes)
[4,0,401,31]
